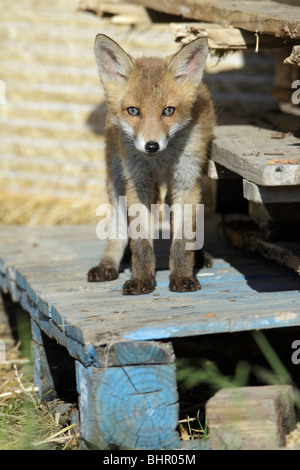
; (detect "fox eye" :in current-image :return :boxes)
[127,107,140,116]
[163,107,175,116]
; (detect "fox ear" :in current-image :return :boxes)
[168,37,208,86]
[94,34,134,84]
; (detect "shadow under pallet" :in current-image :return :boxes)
[0,213,299,449]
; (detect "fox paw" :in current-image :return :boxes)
[87,264,118,282]
[122,278,155,295]
[202,251,213,268]
[169,276,201,292]
[195,250,213,269]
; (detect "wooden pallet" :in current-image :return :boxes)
[1,214,300,449]
[132,0,300,39]
[206,121,300,263]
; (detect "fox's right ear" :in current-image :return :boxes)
[94,34,134,84]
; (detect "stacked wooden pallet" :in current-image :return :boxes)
[132,0,300,275]
[1,0,300,451]
[1,215,300,449]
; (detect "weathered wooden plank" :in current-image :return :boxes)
[207,161,243,180]
[79,0,152,25]
[243,179,300,203]
[206,385,295,450]
[1,221,300,449]
[224,220,300,274]
[132,0,300,38]
[1,222,300,367]
[211,125,300,186]
[170,22,299,49]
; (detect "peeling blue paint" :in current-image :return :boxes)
[124,325,179,341]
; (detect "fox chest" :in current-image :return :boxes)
[125,151,201,191]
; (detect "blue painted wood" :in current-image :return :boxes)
[0,217,299,449]
[76,361,179,450]
[0,222,300,365]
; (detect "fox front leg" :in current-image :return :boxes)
[88,155,128,283]
[168,185,202,293]
[122,187,156,295]
[122,238,156,295]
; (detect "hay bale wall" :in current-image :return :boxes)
[0,0,178,225]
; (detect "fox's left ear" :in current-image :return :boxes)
[168,37,208,86]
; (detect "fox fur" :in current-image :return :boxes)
[88,34,215,295]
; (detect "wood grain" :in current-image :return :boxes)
[211,125,300,186]
[223,219,300,274]
[243,179,300,203]
[1,219,300,449]
[133,0,300,38]
[170,22,299,49]
[206,385,295,449]
[1,219,300,368]
[76,361,179,449]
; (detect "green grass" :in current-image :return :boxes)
[176,330,300,444]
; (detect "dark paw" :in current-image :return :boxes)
[87,264,118,282]
[122,278,155,295]
[169,276,201,292]
[202,251,213,268]
[195,250,213,269]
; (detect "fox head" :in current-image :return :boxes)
[94,34,208,155]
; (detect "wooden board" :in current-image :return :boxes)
[170,22,299,50]
[223,219,300,274]
[1,217,300,449]
[206,385,295,450]
[243,179,300,203]
[211,125,300,186]
[1,215,300,367]
[79,0,152,25]
[132,0,300,38]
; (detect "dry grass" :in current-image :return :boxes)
[0,298,79,450]
[0,191,101,226]
[0,361,80,450]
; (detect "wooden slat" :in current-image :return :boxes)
[206,385,295,450]
[211,125,300,186]
[223,220,300,275]
[243,179,300,203]
[1,218,300,368]
[132,0,300,38]
[170,22,299,49]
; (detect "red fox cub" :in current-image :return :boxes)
[88,34,215,295]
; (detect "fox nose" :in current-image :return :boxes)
[145,141,159,154]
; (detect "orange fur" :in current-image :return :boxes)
[88,35,216,295]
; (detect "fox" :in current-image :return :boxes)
[88,34,215,295]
